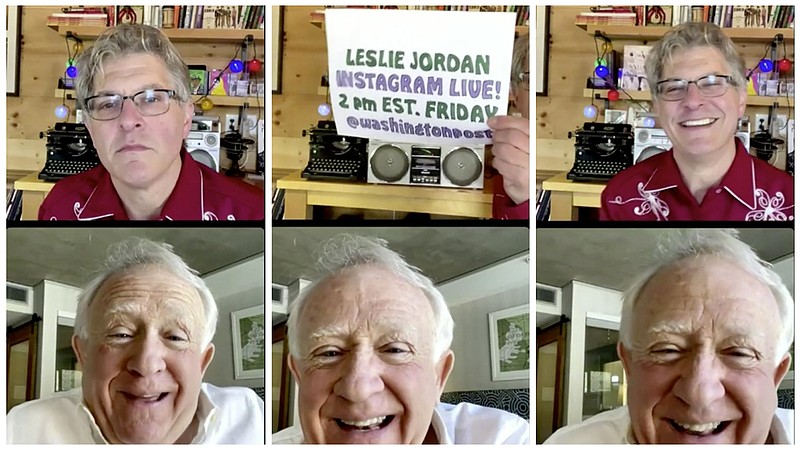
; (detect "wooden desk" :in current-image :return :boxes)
[541,172,606,221]
[13,173,54,220]
[276,170,493,219]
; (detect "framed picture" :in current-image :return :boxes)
[535,6,550,96]
[7,6,22,96]
[272,6,284,94]
[489,304,530,381]
[231,305,265,380]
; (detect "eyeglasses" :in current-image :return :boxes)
[84,89,179,121]
[655,75,734,101]
[517,71,530,90]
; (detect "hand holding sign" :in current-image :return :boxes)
[489,115,530,205]
[326,8,516,146]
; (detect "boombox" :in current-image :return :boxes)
[367,140,484,189]
[633,127,671,163]
[185,130,221,172]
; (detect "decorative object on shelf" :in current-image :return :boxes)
[488,304,530,381]
[56,31,84,119]
[230,305,265,380]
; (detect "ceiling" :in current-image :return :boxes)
[272,227,529,287]
[7,228,264,288]
[536,228,793,292]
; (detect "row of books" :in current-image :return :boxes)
[311,5,529,26]
[46,6,264,30]
[576,6,794,29]
[188,65,264,98]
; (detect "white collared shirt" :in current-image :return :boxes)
[543,406,793,444]
[6,383,264,444]
[271,401,530,444]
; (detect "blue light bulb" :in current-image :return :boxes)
[583,105,598,119]
[317,103,331,116]
[759,59,774,72]
[66,66,78,78]
[643,116,656,128]
[229,59,244,73]
[595,65,609,78]
[55,105,69,119]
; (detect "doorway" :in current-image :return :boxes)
[7,316,40,412]
[536,317,567,443]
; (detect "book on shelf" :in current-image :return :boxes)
[671,5,792,28]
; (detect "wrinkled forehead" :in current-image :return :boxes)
[633,256,778,339]
[89,264,204,328]
[299,264,435,340]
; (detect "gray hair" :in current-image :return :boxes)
[75,24,191,110]
[645,22,746,99]
[511,34,529,91]
[619,229,793,365]
[287,234,454,361]
[74,238,218,349]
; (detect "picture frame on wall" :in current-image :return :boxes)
[231,305,265,380]
[535,6,549,96]
[489,304,530,381]
[7,6,22,96]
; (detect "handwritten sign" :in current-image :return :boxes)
[325,8,515,145]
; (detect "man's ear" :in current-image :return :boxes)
[181,101,194,139]
[774,352,792,387]
[200,343,215,375]
[434,350,455,395]
[617,342,632,377]
[287,354,302,383]
[72,335,87,367]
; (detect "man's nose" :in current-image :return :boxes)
[332,351,384,403]
[126,335,167,377]
[681,83,705,108]
[672,352,725,408]
[118,97,144,130]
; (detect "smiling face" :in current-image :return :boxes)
[289,264,454,444]
[72,265,214,444]
[620,256,790,444]
[84,53,193,191]
[653,46,747,160]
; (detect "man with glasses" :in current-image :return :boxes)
[600,22,793,221]
[488,34,530,220]
[38,24,264,220]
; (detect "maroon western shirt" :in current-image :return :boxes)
[39,149,265,221]
[492,175,530,220]
[600,141,793,221]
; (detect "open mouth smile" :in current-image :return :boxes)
[122,392,169,404]
[334,415,395,432]
[679,118,718,128]
[668,419,731,436]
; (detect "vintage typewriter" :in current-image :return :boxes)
[38,122,101,181]
[301,121,368,181]
[567,122,634,182]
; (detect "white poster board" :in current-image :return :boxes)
[326,9,515,146]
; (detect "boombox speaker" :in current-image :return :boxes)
[185,130,221,172]
[367,140,484,189]
[633,127,671,164]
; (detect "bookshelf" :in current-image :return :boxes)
[583,88,792,107]
[309,19,528,36]
[49,25,264,43]
[577,24,794,43]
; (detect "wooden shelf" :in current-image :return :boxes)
[583,88,792,107]
[583,89,792,107]
[578,24,794,43]
[55,89,261,107]
[310,14,528,35]
[49,25,264,42]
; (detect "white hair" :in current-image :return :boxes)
[619,229,793,365]
[287,234,454,361]
[74,238,219,349]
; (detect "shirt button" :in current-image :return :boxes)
[715,189,722,194]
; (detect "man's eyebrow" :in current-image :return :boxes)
[93,83,167,96]
[647,320,766,341]
[308,324,349,342]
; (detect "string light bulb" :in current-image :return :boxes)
[759,58,774,72]
[247,59,262,73]
[317,103,331,116]
[229,59,244,73]
[583,105,598,119]
[200,97,214,111]
[55,105,70,119]
[777,58,792,73]
[607,89,620,101]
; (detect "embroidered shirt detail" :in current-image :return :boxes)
[745,190,792,221]
[607,171,673,221]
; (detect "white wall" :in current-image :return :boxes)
[440,252,530,392]
[447,284,529,392]
[33,280,81,398]
[772,255,794,294]
[562,281,622,426]
[203,255,265,390]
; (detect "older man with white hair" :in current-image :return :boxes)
[272,234,530,444]
[545,229,793,444]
